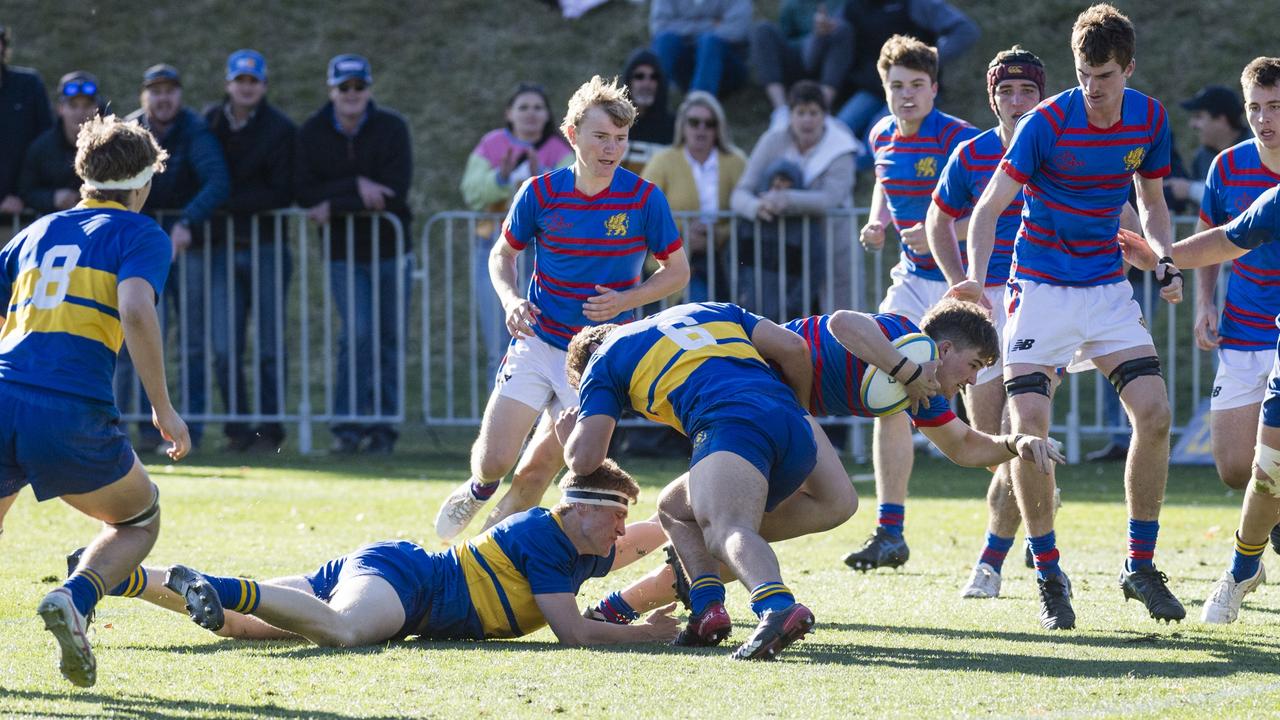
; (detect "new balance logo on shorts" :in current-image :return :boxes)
[1012,339,1036,352]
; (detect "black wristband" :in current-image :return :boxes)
[1156,257,1182,287]
[889,356,909,380]
[904,365,923,385]
[1004,433,1025,455]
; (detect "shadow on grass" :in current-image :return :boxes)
[3,688,401,720]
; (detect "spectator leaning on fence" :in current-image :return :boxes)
[203,49,297,453]
[296,54,413,456]
[118,63,230,453]
[0,25,52,218]
[642,90,745,302]
[19,71,102,215]
[731,79,857,315]
[461,82,574,386]
[649,0,752,99]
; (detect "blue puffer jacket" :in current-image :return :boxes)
[126,106,230,236]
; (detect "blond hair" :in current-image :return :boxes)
[559,75,636,138]
[75,115,168,204]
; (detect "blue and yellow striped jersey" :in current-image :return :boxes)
[578,302,800,435]
[423,508,615,641]
[0,202,171,403]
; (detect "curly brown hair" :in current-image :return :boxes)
[1071,4,1135,69]
[1242,57,1280,94]
[75,115,168,204]
[554,458,640,513]
[565,323,618,390]
[876,34,938,84]
[920,299,1000,367]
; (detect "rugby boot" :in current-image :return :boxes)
[731,603,815,661]
[36,588,96,687]
[434,482,491,543]
[1202,565,1266,624]
[843,527,909,571]
[164,565,226,632]
[1119,565,1186,622]
[960,562,1002,599]
[672,601,732,647]
[664,545,692,610]
[1036,573,1076,630]
[64,547,94,625]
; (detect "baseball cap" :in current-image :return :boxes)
[226,49,267,82]
[142,63,181,88]
[1180,85,1243,119]
[58,71,100,100]
[327,54,372,87]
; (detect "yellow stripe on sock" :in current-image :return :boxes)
[751,584,791,602]
[689,577,723,590]
[81,569,106,599]
[1235,534,1268,555]
[246,580,258,614]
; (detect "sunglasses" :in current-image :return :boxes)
[62,80,97,97]
[685,116,717,129]
[630,72,656,82]
[337,82,368,93]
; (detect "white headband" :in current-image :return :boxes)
[562,487,632,509]
[82,166,155,190]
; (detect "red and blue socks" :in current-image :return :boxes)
[688,574,725,615]
[470,480,499,501]
[1028,531,1061,580]
[201,574,262,614]
[978,533,1015,573]
[878,503,905,537]
[1126,519,1159,572]
[593,591,639,624]
[1231,532,1267,583]
[749,582,795,618]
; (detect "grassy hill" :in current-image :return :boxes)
[6,0,1268,225]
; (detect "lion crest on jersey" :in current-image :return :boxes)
[604,212,629,237]
[1123,147,1145,171]
[914,157,937,178]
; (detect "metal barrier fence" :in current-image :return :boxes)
[419,209,1217,463]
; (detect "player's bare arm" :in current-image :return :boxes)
[749,317,815,408]
[954,169,1023,302]
[489,238,540,338]
[119,277,190,461]
[1188,218,1222,350]
[827,310,939,412]
[535,593,678,645]
[859,181,890,250]
[924,201,968,289]
[920,419,1065,474]
[564,414,616,476]
[583,247,690,322]
[1132,173,1182,303]
[1118,226,1247,272]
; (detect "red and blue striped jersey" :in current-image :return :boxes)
[783,313,955,426]
[1224,186,1280,332]
[578,302,800,436]
[1002,87,1172,287]
[0,201,171,403]
[502,166,682,350]
[870,108,978,281]
[1199,139,1280,350]
[932,128,1022,287]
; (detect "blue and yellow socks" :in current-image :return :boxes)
[63,570,106,618]
[688,575,725,615]
[1028,531,1061,580]
[109,567,148,598]
[978,533,1015,573]
[201,574,262,614]
[749,582,795,618]
[1231,532,1267,583]
[1126,519,1159,572]
[878,503,905,537]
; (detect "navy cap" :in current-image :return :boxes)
[226,49,267,82]
[142,63,181,88]
[1181,84,1243,119]
[58,71,100,99]
[327,54,372,87]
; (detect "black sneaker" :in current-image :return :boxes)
[843,528,909,571]
[164,565,225,632]
[1119,565,1186,622]
[1036,573,1076,630]
[64,547,93,625]
[730,603,815,661]
[663,545,691,610]
[1271,524,1280,556]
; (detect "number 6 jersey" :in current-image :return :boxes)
[0,201,171,403]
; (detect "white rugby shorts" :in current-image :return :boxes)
[1211,348,1271,411]
[878,261,950,326]
[494,334,579,415]
[976,284,1009,386]
[1002,279,1154,373]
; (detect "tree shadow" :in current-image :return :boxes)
[1,688,402,720]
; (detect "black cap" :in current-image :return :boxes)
[1180,84,1243,119]
[142,63,181,88]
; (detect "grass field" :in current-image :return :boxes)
[3,446,1279,718]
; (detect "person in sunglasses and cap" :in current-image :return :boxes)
[19,71,104,215]
[0,25,53,218]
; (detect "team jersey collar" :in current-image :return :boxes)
[78,199,127,211]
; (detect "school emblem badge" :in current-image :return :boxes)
[604,212,629,237]
[914,157,937,178]
[1123,147,1145,171]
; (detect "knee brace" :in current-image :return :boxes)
[1004,372,1051,399]
[1107,356,1162,396]
[112,488,160,528]
[1252,444,1280,499]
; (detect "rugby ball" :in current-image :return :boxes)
[859,333,938,416]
